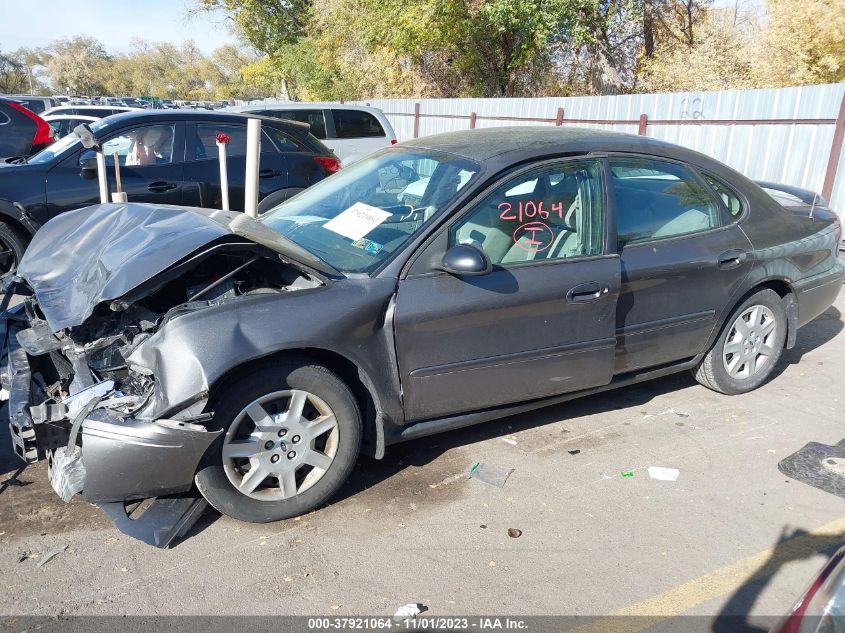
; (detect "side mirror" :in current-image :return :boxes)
[79,149,98,178]
[439,243,492,276]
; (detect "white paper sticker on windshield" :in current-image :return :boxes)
[323,202,391,241]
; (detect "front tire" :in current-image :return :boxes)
[694,288,787,394]
[195,359,361,523]
[0,220,29,274]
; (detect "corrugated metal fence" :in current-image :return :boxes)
[350,83,845,218]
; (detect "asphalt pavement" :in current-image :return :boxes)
[1,289,843,631]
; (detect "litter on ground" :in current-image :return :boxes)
[470,462,514,488]
[647,466,680,481]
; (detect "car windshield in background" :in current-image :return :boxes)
[261,149,479,274]
[26,118,113,164]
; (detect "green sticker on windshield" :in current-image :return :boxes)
[351,238,383,255]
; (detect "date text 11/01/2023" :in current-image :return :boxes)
[306,617,529,630]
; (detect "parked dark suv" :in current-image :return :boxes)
[0,110,340,271]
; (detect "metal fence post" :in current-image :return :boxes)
[413,103,421,139]
[555,107,564,126]
[822,92,845,201]
[469,112,477,129]
[638,114,648,135]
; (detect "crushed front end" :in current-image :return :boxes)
[0,275,221,505]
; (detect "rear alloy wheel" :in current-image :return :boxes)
[694,288,787,394]
[195,360,361,523]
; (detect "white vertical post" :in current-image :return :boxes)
[96,152,108,203]
[244,118,261,217]
[217,140,230,211]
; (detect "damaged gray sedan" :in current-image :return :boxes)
[1,128,843,539]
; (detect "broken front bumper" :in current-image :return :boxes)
[1,306,220,505]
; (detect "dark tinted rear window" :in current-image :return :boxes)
[194,123,306,158]
[332,109,385,138]
[19,99,46,114]
[259,109,326,139]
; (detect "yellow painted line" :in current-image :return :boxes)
[570,515,845,633]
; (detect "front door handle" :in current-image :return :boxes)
[259,169,282,178]
[148,181,177,193]
[718,249,747,270]
[566,282,609,304]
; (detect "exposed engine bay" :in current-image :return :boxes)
[9,243,321,427]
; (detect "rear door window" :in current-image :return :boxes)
[193,123,291,158]
[331,109,385,139]
[610,157,720,247]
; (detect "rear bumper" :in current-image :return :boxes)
[1,309,220,504]
[794,260,845,327]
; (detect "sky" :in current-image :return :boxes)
[0,0,237,54]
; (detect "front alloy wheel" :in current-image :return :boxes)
[222,390,339,500]
[195,359,361,523]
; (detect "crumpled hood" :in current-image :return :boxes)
[17,203,243,332]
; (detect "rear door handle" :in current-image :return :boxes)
[566,282,610,304]
[259,169,282,178]
[148,181,177,192]
[718,249,747,270]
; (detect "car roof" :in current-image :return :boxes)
[96,108,311,131]
[226,102,386,116]
[400,126,727,171]
[43,105,140,114]
[43,114,99,121]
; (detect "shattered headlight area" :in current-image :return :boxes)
[3,284,156,459]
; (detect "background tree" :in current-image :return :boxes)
[43,36,110,94]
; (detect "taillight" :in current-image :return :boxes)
[7,101,54,146]
[390,139,398,145]
[314,155,341,174]
[772,547,845,633]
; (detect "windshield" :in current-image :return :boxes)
[27,118,115,165]
[260,149,480,274]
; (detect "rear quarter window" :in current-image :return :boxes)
[332,109,385,139]
[703,174,743,219]
[258,109,327,139]
[263,126,307,152]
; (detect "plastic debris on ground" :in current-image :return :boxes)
[469,462,514,487]
[568,449,581,455]
[393,603,425,623]
[620,470,635,478]
[37,544,68,567]
[501,436,518,446]
[647,466,680,481]
[508,528,522,538]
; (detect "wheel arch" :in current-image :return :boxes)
[206,346,386,459]
[716,277,797,352]
[0,199,37,239]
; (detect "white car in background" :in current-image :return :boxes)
[42,104,141,118]
[43,114,99,139]
[225,103,397,165]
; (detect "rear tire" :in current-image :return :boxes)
[195,359,361,523]
[694,288,787,394]
[0,220,29,274]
